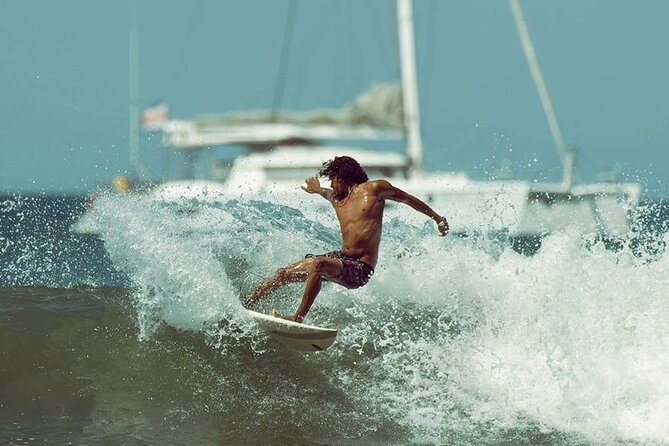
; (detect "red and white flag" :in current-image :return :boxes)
[141,102,169,131]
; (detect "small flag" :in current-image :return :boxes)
[141,101,169,131]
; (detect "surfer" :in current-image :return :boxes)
[243,156,448,322]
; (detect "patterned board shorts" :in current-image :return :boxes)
[306,251,374,289]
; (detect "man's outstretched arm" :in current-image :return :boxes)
[374,180,449,236]
[301,176,334,203]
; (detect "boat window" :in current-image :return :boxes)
[262,165,407,181]
[365,167,406,180]
[264,167,320,181]
[212,160,234,181]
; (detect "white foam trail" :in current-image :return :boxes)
[92,193,246,339]
[332,228,669,444]
[93,191,669,443]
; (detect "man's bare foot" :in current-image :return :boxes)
[272,309,303,323]
[272,309,292,321]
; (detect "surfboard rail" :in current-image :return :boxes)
[247,310,338,351]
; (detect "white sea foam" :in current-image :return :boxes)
[92,193,247,339]
[337,227,669,444]
[94,192,669,444]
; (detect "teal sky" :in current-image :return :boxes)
[1,1,668,198]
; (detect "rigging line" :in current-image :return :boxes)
[342,3,362,96]
[170,1,204,94]
[509,0,572,189]
[422,0,438,113]
[272,0,298,121]
[364,1,395,80]
[387,1,401,82]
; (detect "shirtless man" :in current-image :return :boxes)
[243,156,448,323]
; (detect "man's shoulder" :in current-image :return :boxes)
[362,179,393,191]
[359,179,397,200]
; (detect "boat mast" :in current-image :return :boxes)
[128,0,144,179]
[397,0,423,175]
[509,0,573,190]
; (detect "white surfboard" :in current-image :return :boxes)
[247,310,338,351]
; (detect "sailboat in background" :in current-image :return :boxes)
[131,0,531,238]
[73,0,640,249]
[507,0,640,241]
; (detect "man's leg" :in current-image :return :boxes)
[244,258,312,308]
[288,256,342,322]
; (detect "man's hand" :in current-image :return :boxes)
[302,176,335,203]
[301,176,321,194]
[436,216,449,236]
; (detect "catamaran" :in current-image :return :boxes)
[73,0,640,248]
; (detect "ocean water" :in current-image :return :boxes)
[1,192,668,445]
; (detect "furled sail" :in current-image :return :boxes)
[147,83,404,149]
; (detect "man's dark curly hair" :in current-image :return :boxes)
[319,156,369,187]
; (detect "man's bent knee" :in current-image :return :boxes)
[309,257,328,274]
[309,257,341,279]
[276,265,308,282]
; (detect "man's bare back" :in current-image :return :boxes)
[244,156,448,323]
